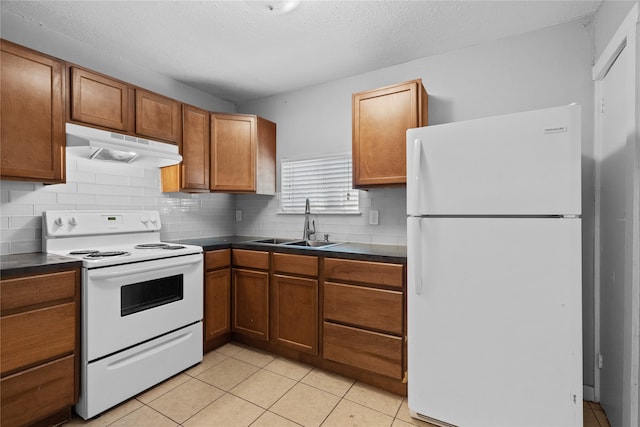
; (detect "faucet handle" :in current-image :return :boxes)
[324,233,329,242]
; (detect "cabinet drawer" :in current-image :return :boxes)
[1,354,75,427]
[232,249,269,269]
[273,253,318,276]
[323,322,403,379]
[324,258,403,289]
[205,249,231,270]
[1,302,76,375]
[1,270,76,314]
[324,282,402,335]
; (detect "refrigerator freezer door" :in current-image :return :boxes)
[407,217,582,427]
[407,104,581,216]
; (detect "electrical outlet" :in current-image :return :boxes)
[235,210,242,222]
[369,210,379,225]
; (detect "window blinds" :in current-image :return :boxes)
[280,155,359,214]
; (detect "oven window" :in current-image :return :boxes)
[121,275,184,316]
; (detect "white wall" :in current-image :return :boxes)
[237,19,597,386]
[593,2,640,425]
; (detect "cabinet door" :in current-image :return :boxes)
[1,40,65,183]
[272,274,318,354]
[135,89,181,143]
[210,114,256,192]
[181,104,210,191]
[352,80,427,188]
[233,268,269,340]
[70,67,131,131]
[205,268,230,343]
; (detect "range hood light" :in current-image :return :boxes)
[90,147,140,163]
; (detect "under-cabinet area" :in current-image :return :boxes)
[0,263,81,427]
[198,241,407,396]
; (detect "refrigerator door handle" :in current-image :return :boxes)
[409,138,422,215]
[409,218,423,295]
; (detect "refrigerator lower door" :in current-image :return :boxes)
[407,217,582,427]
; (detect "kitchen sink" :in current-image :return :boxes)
[283,240,341,248]
[250,238,299,244]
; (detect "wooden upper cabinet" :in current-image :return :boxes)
[210,114,275,194]
[1,40,65,183]
[70,67,132,131]
[180,104,210,191]
[352,79,427,188]
[135,89,181,143]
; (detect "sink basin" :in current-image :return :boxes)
[251,238,299,244]
[283,240,341,248]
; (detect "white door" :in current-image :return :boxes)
[407,217,582,427]
[406,104,581,216]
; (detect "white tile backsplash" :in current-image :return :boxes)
[0,152,235,255]
[1,153,407,255]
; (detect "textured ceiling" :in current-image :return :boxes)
[1,1,603,103]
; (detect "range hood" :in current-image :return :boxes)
[66,123,182,167]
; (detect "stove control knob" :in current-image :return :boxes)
[54,217,65,226]
[149,215,158,224]
[69,217,78,226]
[141,215,149,224]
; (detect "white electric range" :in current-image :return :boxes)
[43,210,204,420]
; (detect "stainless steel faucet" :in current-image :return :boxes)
[303,198,316,240]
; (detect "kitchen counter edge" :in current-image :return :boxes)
[1,253,83,278]
[171,235,406,263]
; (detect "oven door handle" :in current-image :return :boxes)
[89,257,202,280]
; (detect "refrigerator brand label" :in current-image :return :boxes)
[544,126,568,134]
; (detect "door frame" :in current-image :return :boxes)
[592,3,639,424]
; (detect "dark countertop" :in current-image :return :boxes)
[0,235,405,278]
[171,235,406,264]
[1,253,82,278]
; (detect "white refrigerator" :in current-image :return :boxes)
[406,104,583,427]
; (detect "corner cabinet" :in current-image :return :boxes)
[1,40,65,183]
[204,249,231,352]
[232,249,270,341]
[0,267,80,426]
[161,104,210,193]
[210,114,276,194]
[352,79,428,188]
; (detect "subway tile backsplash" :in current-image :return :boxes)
[0,152,235,255]
[1,153,407,255]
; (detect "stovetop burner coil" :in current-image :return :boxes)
[135,243,169,249]
[84,251,131,259]
[69,250,100,255]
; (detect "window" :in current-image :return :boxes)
[280,155,359,214]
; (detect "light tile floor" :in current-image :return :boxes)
[64,342,611,427]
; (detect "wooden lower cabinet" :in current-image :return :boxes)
[0,267,80,426]
[272,274,318,354]
[272,253,318,354]
[233,268,269,341]
[204,249,231,351]
[224,248,406,395]
[323,258,406,383]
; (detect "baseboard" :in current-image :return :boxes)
[583,385,596,402]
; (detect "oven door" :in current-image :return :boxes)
[84,253,203,361]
